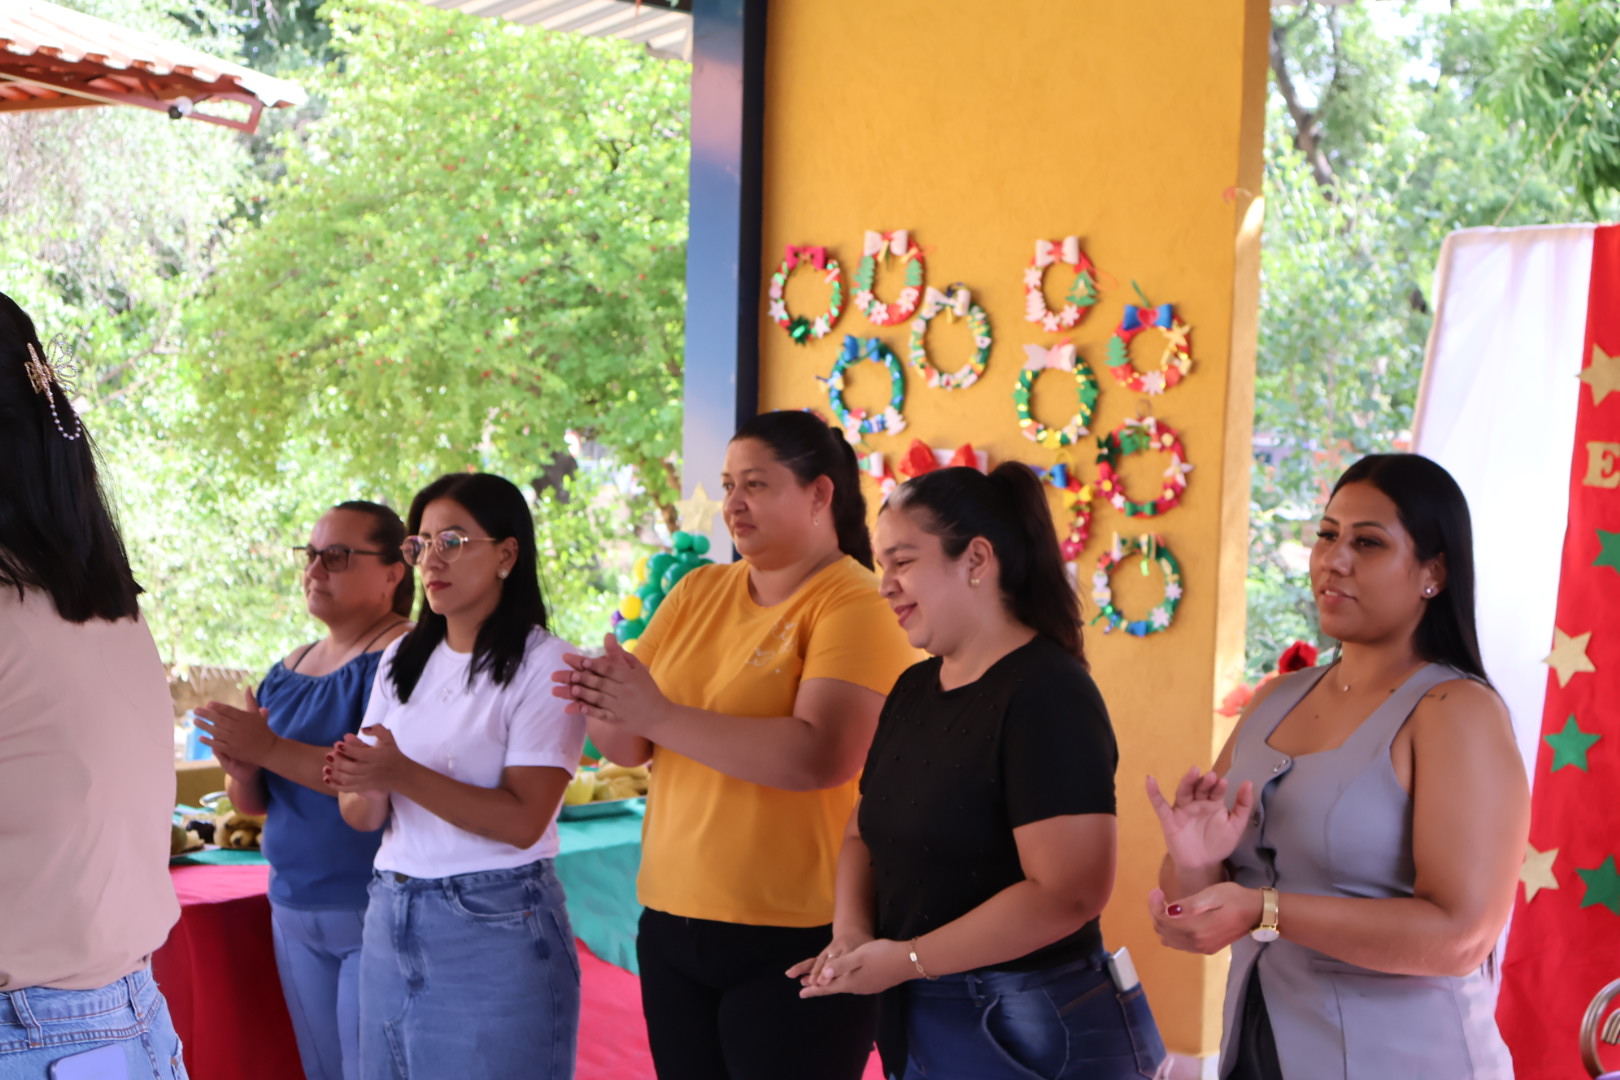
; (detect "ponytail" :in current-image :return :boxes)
[885,464,1085,666]
[733,411,874,569]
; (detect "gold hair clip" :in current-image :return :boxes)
[23,336,84,441]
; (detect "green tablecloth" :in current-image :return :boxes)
[169,808,646,973]
[556,802,645,973]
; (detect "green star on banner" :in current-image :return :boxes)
[1596,529,1620,574]
[1545,715,1602,772]
[1578,856,1620,915]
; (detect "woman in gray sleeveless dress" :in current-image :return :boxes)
[1144,454,1529,1079]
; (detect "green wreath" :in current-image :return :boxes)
[1014,342,1098,450]
[1090,533,1182,637]
[907,285,991,390]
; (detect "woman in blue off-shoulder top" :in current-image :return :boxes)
[196,500,413,1080]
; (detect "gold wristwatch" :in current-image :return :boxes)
[1250,886,1280,942]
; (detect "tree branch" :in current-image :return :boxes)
[1271,19,1339,192]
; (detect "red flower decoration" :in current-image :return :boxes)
[1278,640,1319,674]
[1216,684,1254,719]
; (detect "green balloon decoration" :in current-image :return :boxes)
[609,531,716,647]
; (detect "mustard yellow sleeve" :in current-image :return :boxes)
[800,582,917,695]
[629,560,702,669]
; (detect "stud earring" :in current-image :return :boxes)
[970,578,980,587]
[1423,586,1434,596]
[498,569,510,580]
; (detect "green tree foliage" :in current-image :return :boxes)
[1483,0,1620,212]
[184,0,688,507]
[1247,1,1620,676]
[177,0,690,657]
[4,0,687,669]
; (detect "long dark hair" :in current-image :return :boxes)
[1331,453,1490,684]
[0,292,141,622]
[332,499,414,618]
[387,474,549,703]
[885,463,1085,666]
[733,411,872,569]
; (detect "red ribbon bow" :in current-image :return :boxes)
[898,440,981,479]
[784,245,829,271]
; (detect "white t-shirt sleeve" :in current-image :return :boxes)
[356,639,403,746]
[502,633,587,773]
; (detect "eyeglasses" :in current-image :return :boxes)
[400,530,501,567]
[293,544,392,573]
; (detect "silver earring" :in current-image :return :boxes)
[498,569,510,580]
[1424,586,1434,596]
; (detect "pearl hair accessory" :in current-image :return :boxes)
[23,336,84,441]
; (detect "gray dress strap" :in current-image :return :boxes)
[1217,662,1513,1080]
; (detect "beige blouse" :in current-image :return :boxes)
[0,586,180,990]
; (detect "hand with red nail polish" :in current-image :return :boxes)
[1148,884,1263,955]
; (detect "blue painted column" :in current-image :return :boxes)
[679,0,766,560]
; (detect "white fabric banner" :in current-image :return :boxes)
[1413,224,1594,781]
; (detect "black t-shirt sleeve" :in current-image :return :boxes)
[1001,660,1118,827]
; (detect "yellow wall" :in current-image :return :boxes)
[756,0,1268,1057]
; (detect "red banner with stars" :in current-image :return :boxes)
[1497,223,1620,1078]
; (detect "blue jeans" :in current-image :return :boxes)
[359,860,580,1080]
[271,902,366,1080]
[0,967,188,1080]
[898,951,1165,1080]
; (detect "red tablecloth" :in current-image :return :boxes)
[153,865,305,1080]
[152,864,883,1080]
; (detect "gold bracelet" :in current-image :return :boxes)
[908,937,938,981]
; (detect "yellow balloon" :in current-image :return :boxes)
[621,595,644,620]
[633,555,650,584]
[623,638,639,652]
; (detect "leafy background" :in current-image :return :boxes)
[4,0,1618,679]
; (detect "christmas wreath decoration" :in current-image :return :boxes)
[907,285,991,390]
[1094,416,1192,517]
[1090,533,1183,637]
[1023,236,1099,333]
[1105,301,1193,394]
[1031,462,1094,561]
[820,335,908,437]
[854,229,925,327]
[768,245,844,344]
[1014,342,1098,450]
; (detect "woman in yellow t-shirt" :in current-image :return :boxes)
[553,411,917,1080]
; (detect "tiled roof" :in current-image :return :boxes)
[417,0,691,61]
[0,0,306,133]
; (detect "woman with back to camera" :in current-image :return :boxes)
[553,411,918,1080]
[194,500,412,1080]
[789,464,1167,1080]
[323,473,587,1079]
[0,292,188,1078]
[1146,453,1527,1079]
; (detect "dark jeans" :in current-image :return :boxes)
[636,907,876,1080]
[894,950,1165,1080]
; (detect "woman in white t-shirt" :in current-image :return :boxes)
[324,473,586,1080]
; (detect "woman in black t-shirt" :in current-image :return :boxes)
[788,464,1166,1080]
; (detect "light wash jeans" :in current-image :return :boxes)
[271,902,366,1080]
[0,966,188,1080]
[359,859,579,1080]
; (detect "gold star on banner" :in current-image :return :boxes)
[1580,343,1620,407]
[1544,627,1597,688]
[674,483,724,534]
[1522,844,1560,903]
